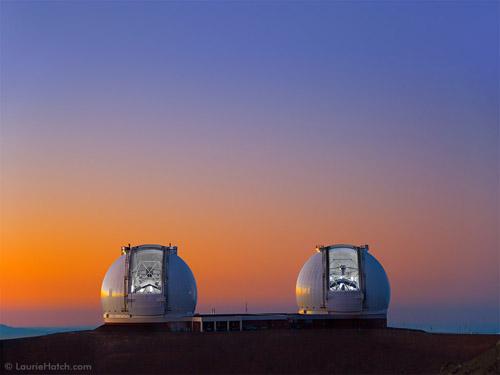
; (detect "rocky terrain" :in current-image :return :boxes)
[1,327,498,374]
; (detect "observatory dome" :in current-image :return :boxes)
[296,244,390,316]
[101,244,197,323]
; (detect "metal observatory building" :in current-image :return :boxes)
[101,244,197,324]
[296,244,390,318]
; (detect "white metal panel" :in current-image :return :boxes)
[327,291,363,312]
[167,254,197,316]
[296,252,325,313]
[101,255,126,314]
[363,252,390,313]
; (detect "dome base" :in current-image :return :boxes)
[103,313,194,324]
[298,309,387,318]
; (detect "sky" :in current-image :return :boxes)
[0,1,498,333]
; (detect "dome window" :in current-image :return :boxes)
[328,248,360,292]
[130,248,163,294]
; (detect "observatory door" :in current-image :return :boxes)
[326,247,363,312]
[128,248,166,316]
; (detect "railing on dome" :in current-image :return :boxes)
[121,244,131,313]
[163,247,169,314]
[162,244,178,314]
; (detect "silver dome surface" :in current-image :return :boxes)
[101,244,197,323]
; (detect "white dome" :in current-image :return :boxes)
[296,244,390,316]
[101,244,197,322]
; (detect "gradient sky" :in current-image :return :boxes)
[0,1,498,332]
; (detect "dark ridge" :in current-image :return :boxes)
[1,327,497,374]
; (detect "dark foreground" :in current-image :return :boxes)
[1,327,498,374]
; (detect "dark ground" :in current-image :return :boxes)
[1,327,498,374]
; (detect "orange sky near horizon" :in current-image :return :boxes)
[1,143,497,326]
